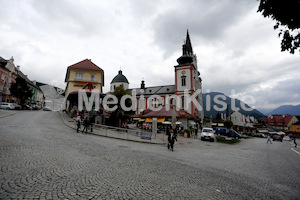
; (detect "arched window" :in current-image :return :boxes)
[181,76,186,86]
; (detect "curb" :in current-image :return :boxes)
[59,112,165,145]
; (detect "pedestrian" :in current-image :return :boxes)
[266,135,272,144]
[194,125,198,139]
[76,115,81,133]
[294,135,297,147]
[167,129,177,151]
[82,116,89,133]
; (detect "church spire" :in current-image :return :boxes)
[185,29,193,56]
[177,29,194,65]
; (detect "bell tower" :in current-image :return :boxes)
[174,29,203,121]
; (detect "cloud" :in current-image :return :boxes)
[0,0,299,112]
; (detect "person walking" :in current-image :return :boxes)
[76,115,81,133]
[294,135,297,147]
[266,135,272,144]
[82,116,89,133]
[168,130,177,151]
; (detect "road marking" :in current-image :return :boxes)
[291,148,300,155]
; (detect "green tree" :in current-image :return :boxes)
[224,120,233,129]
[10,77,33,105]
[257,0,300,54]
[110,84,134,127]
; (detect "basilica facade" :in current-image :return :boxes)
[110,30,204,123]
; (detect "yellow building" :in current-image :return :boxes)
[289,121,300,133]
[64,59,104,114]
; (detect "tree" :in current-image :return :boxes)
[109,84,134,127]
[224,120,233,129]
[10,77,33,105]
[257,0,300,54]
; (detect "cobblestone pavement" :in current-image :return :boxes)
[0,111,299,199]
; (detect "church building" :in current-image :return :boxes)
[110,30,204,123]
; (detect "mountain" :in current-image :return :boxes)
[267,105,300,116]
[202,92,265,119]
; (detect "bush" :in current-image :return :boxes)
[216,136,240,144]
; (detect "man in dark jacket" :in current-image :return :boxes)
[82,116,89,133]
[168,129,177,151]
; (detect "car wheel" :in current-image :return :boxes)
[6,107,9,110]
[210,139,214,142]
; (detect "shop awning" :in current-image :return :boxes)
[145,118,165,123]
[133,118,141,121]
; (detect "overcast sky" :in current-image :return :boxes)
[1,0,299,113]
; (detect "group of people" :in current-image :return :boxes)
[76,114,93,133]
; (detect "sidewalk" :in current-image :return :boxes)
[0,109,16,118]
[59,112,165,145]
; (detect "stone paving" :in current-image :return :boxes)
[0,111,299,199]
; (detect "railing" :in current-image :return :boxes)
[76,121,153,143]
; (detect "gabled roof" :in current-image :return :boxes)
[65,59,104,84]
[68,59,103,71]
[263,115,296,127]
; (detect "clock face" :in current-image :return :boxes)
[181,71,186,74]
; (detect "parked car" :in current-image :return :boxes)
[215,127,241,139]
[273,134,283,142]
[215,127,227,135]
[13,103,22,110]
[43,107,52,111]
[228,129,241,139]
[283,136,292,141]
[200,128,215,142]
[0,102,15,110]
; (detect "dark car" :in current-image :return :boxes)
[215,127,227,136]
[228,129,241,139]
[273,134,283,142]
[13,103,22,110]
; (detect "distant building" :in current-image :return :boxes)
[15,68,44,107]
[64,59,104,114]
[263,115,298,132]
[0,56,18,103]
[289,121,300,134]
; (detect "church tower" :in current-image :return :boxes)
[174,29,203,122]
[110,70,129,92]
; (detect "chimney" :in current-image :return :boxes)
[33,80,36,85]
[141,80,145,89]
[16,65,20,70]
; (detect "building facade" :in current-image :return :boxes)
[0,56,18,103]
[110,30,204,124]
[263,115,298,132]
[64,59,104,113]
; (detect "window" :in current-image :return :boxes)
[0,84,3,90]
[181,76,186,86]
[181,96,185,108]
[90,74,95,81]
[1,74,5,80]
[75,72,83,80]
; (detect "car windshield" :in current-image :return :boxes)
[203,129,213,133]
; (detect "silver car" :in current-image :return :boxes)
[0,102,15,110]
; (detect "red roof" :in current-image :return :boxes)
[263,115,295,127]
[141,106,193,118]
[68,59,103,71]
